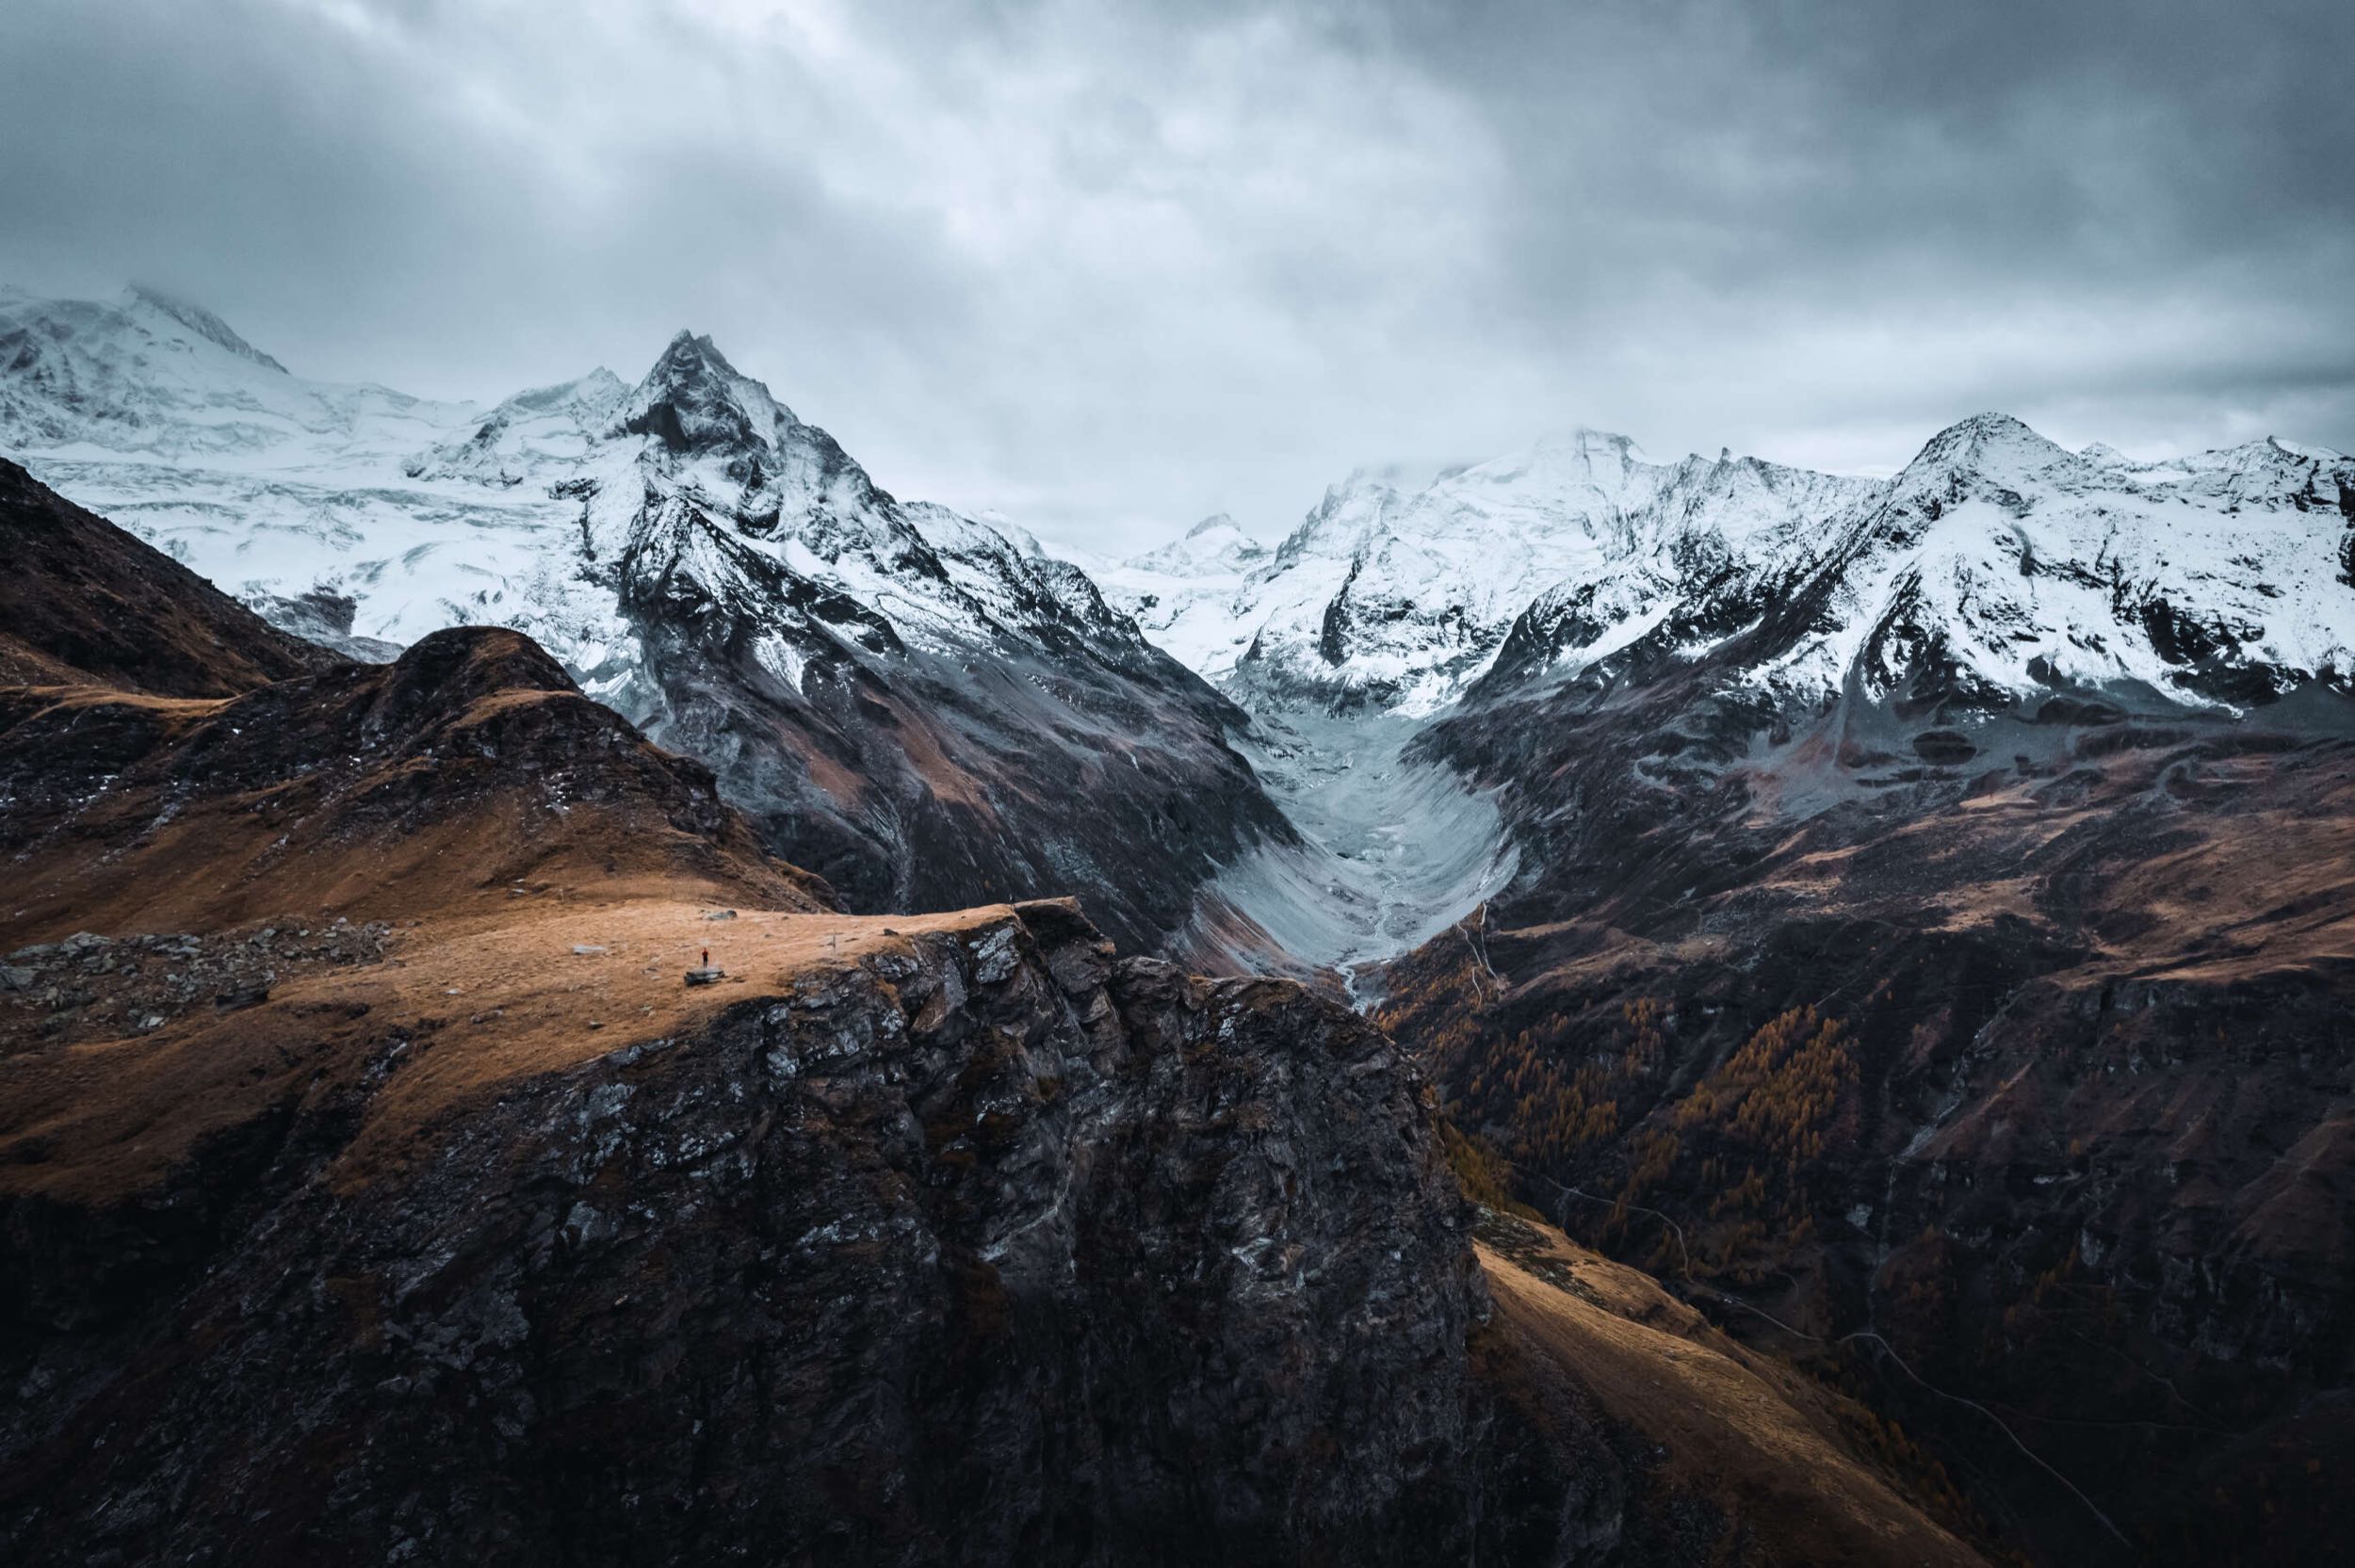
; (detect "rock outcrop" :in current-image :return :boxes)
[0,899,1551,1564]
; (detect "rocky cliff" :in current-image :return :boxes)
[0,898,1505,1564]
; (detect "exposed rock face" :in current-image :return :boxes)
[0,479,1571,1561]
[0,470,1999,1568]
[1,900,1591,1565]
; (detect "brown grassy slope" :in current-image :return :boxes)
[0,900,1013,1204]
[0,457,339,695]
[1475,1207,1991,1568]
[0,613,844,1216]
[0,625,833,944]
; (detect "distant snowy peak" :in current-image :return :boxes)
[1900,410,2076,480]
[1490,412,2355,716]
[0,283,463,461]
[122,284,289,374]
[1131,512,1267,573]
[1857,412,2355,538]
[2128,435,2355,512]
[1453,427,1654,501]
[1084,514,1278,687]
[1194,428,1877,715]
[1100,412,2355,722]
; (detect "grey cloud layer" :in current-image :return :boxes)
[3,0,2348,546]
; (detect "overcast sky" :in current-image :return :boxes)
[4,0,2350,548]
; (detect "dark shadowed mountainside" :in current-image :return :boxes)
[0,455,338,695]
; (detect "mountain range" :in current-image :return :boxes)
[1095,415,2355,719]
[6,281,2355,1564]
[13,283,2350,989]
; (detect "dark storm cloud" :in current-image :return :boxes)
[1365,0,2355,462]
[2,0,2349,546]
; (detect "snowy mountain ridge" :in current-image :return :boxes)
[0,283,470,465]
[120,283,291,374]
[1098,412,2355,720]
[403,367,627,486]
[0,287,1152,699]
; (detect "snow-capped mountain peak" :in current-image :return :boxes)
[1890,411,2087,502]
[1096,409,2355,724]
[611,330,798,456]
[518,365,626,412]
[1491,425,1651,482]
[121,283,290,374]
[0,283,466,462]
[1497,412,2355,715]
[404,367,625,485]
[1096,427,1876,715]
[1129,512,1266,574]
